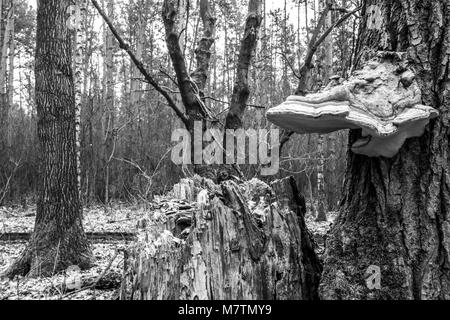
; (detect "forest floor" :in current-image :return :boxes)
[0,202,337,300]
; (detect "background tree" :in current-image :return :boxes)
[0,0,360,220]
[4,0,93,278]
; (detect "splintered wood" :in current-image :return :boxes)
[122,176,321,300]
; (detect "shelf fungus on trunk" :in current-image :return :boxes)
[267,52,439,158]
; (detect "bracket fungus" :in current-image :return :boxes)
[267,52,439,158]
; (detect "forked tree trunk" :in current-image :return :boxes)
[320,0,450,300]
[122,177,322,300]
[3,0,93,278]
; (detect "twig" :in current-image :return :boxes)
[278,51,302,80]
[0,159,22,206]
[62,250,120,298]
[311,7,361,56]
[204,95,266,110]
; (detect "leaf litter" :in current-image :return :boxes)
[0,197,338,299]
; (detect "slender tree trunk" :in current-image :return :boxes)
[0,0,10,91]
[4,0,93,278]
[0,0,12,153]
[315,0,331,222]
[4,2,13,149]
[320,0,450,300]
[103,0,115,204]
[7,3,14,108]
[322,0,333,82]
[316,134,327,221]
[0,0,3,45]
[74,0,86,195]
[224,0,263,130]
[130,7,145,108]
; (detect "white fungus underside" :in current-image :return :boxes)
[267,97,439,158]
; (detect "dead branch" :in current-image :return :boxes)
[203,96,266,110]
[62,250,120,298]
[0,159,22,206]
[90,0,189,128]
[279,6,361,153]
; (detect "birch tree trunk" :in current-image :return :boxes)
[7,3,14,110]
[103,0,115,204]
[130,2,145,109]
[0,0,12,152]
[320,0,450,300]
[314,0,333,222]
[74,0,86,194]
[315,134,327,222]
[323,0,333,82]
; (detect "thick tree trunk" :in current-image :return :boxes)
[320,0,450,300]
[4,0,93,278]
[122,177,321,300]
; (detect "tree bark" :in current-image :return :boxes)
[320,0,450,300]
[122,177,321,300]
[74,0,86,195]
[130,2,145,108]
[0,0,12,153]
[315,134,327,222]
[162,0,213,131]
[3,0,93,278]
[224,0,263,130]
[103,0,115,204]
[7,2,14,110]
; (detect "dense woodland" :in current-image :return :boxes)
[0,0,355,216]
[0,0,449,301]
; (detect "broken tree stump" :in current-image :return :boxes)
[122,176,321,300]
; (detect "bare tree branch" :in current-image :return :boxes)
[311,7,361,61]
[224,0,263,130]
[90,0,189,128]
[162,0,214,125]
[279,6,361,153]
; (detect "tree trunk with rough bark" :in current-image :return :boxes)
[122,177,321,300]
[224,0,263,130]
[320,0,450,300]
[3,0,93,278]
